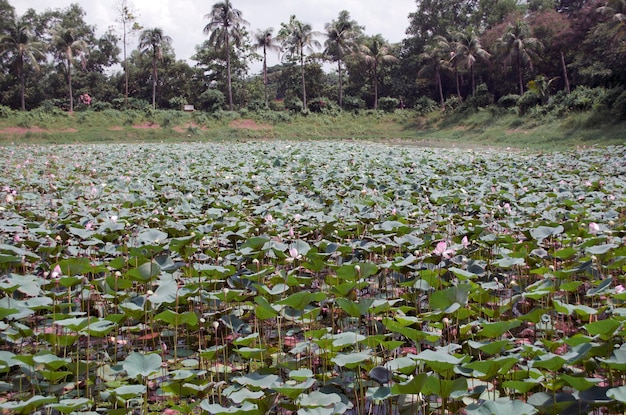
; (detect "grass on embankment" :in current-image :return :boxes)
[0,107,624,150]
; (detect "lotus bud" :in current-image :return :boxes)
[442,317,450,326]
[252,258,260,265]
[200,318,206,324]
[354,265,361,274]
[591,255,597,262]
[223,288,229,295]
[548,265,555,272]
[146,290,154,296]
[212,321,219,330]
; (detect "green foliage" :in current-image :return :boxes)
[247,100,267,112]
[498,94,521,109]
[0,106,13,118]
[465,84,494,109]
[611,90,626,120]
[517,91,542,115]
[413,95,438,115]
[284,96,304,112]
[377,97,400,112]
[198,89,225,112]
[342,95,366,112]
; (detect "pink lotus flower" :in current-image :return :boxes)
[615,285,625,294]
[589,222,600,235]
[433,241,455,259]
[461,236,469,248]
[50,265,62,279]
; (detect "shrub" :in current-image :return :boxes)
[497,94,520,109]
[444,96,462,112]
[465,84,494,109]
[91,101,112,111]
[111,97,150,111]
[378,97,400,112]
[0,106,14,118]
[342,96,366,112]
[247,100,267,112]
[517,91,541,115]
[284,96,303,112]
[611,90,626,120]
[198,89,225,112]
[413,96,437,115]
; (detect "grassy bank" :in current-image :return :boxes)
[0,107,624,149]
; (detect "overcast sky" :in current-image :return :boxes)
[15,0,416,73]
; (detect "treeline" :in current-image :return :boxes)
[1,0,625,120]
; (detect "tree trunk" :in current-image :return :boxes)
[561,51,571,94]
[455,68,461,99]
[67,55,74,112]
[437,69,444,110]
[124,23,129,109]
[338,60,343,108]
[517,54,524,96]
[19,56,25,111]
[226,35,233,111]
[373,62,378,110]
[301,48,307,110]
[263,45,268,107]
[471,65,475,97]
[152,51,157,109]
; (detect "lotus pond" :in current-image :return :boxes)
[0,141,626,415]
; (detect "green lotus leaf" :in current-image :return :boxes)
[233,371,280,389]
[200,401,258,415]
[226,387,265,403]
[335,298,374,318]
[415,349,464,373]
[465,397,538,415]
[113,384,147,399]
[584,318,621,340]
[608,385,626,402]
[46,397,92,413]
[137,228,168,245]
[122,352,163,378]
[297,390,342,407]
[332,352,372,368]
[0,395,57,412]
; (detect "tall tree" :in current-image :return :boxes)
[323,10,363,108]
[495,19,543,95]
[116,0,142,109]
[278,15,321,110]
[418,35,452,110]
[51,24,88,112]
[0,14,45,110]
[597,0,626,43]
[253,28,280,107]
[451,28,491,96]
[138,27,172,109]
[203,0,248,111]
[360,34,398,110]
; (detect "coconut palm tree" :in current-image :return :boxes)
[597,0,626,42]
[360,34,398,110]
[418,36,452,110]
[451,28,490,97]
[323,10,363,108]
[138,27,172,109]
[51,24,88,112]
[0,14,45,111]
[278,15,321,110]
[495,20,543,95]
[203,0,248,111]
[254,28,280,107]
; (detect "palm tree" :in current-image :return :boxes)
[323,10,363,108]
[451,28,490,97]
[0,15,45,111]
[138,27,172,109]
[253,28,280,107]
[278,15,321,110]
[495,20,543,95]
[418,36,452,110]
[51,24,88,112]
[203,0,248,111]
[360,34,398,110]
[597,0,626,43]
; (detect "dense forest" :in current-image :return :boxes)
[1,0,625,118]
